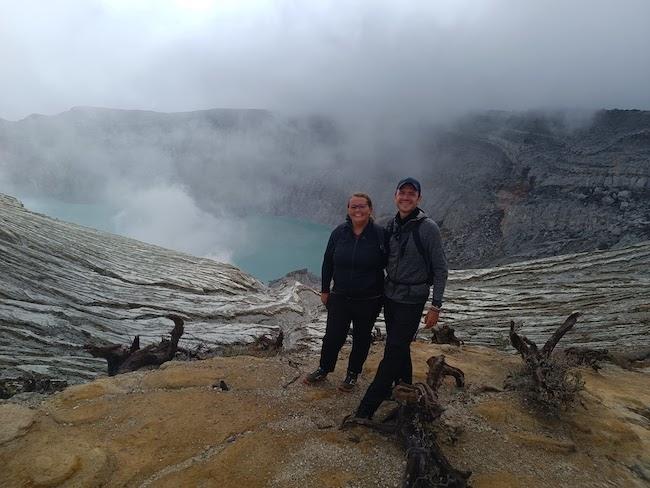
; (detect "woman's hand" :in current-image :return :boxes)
[423,307,440,328]
[321,292,330,305]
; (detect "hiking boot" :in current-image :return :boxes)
[353,407,372,420]
[338,371,358,392]
[303,367,328,385]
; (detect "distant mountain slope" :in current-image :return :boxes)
[433,109,650,265]
[0,107,648,266]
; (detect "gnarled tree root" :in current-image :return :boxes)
[342,355,470,488]
[84,315,184,375]
[508,312,584,410]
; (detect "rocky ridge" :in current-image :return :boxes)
[1,193,649,388]
[434,109,650,266]
[0,193,321,383]
[444,241,650,350]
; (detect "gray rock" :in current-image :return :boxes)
[0,194,321,384]
[269,268,320,289]
[443,239,650,351]
[601,196,615,205]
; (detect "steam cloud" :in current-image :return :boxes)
[111,184,248,263]
[0,0,648,121]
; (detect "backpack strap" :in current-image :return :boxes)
[411,219,433,286]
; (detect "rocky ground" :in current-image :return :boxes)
[1,342,648,488]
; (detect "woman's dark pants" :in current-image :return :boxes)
[319,294,381,375]
[356,298,425,417]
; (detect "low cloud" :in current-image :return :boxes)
[0,0,649,120]
[1,0,648,271]
[110,184,248,263]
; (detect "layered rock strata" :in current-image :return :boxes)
[0,193,320,383]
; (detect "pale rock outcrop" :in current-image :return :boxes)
[0,193,321,383]
[2,192,649,387]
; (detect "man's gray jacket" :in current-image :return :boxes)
[384,208,448,307]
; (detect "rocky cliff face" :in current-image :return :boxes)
[0,107,648,267]
[431,110,650,266]
[444,241,650,350]
[2,193,648,388]
[0,193,321,384]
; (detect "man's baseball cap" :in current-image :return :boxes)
[395,177,421,195]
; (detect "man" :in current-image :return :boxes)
[354,177,448,419]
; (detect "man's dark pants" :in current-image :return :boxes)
[319,294,382,375]
[356,297,425,417]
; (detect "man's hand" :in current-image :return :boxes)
[423,307,440,328]
[321,292,329,305]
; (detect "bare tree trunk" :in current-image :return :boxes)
[430,325,463,346]
[84,315,184,375]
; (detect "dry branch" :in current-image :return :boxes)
[430,325,463,346]
[343,355,470,487]
[508,312,584,411]
[84,315,184,375]
[541,312,581,357]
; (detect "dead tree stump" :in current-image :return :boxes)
[84,315,184,375]
[508,312,584,410]
[343,355,470,488]
[431,325,463,346]
[253,330,284,352]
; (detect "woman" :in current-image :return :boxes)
[304,193,386,392]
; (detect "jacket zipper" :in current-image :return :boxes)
[350,233,359,283]
[394,223,401,279]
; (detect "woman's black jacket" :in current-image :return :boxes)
[321,219,386,298]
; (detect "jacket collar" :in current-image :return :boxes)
[395,207,425,227]
[345,216,373,235]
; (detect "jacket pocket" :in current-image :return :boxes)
[407,283,430,301]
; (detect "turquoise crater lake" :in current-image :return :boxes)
[230,215,332,282]
[20,197,333,283]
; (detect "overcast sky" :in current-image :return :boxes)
[1,0,649,121]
